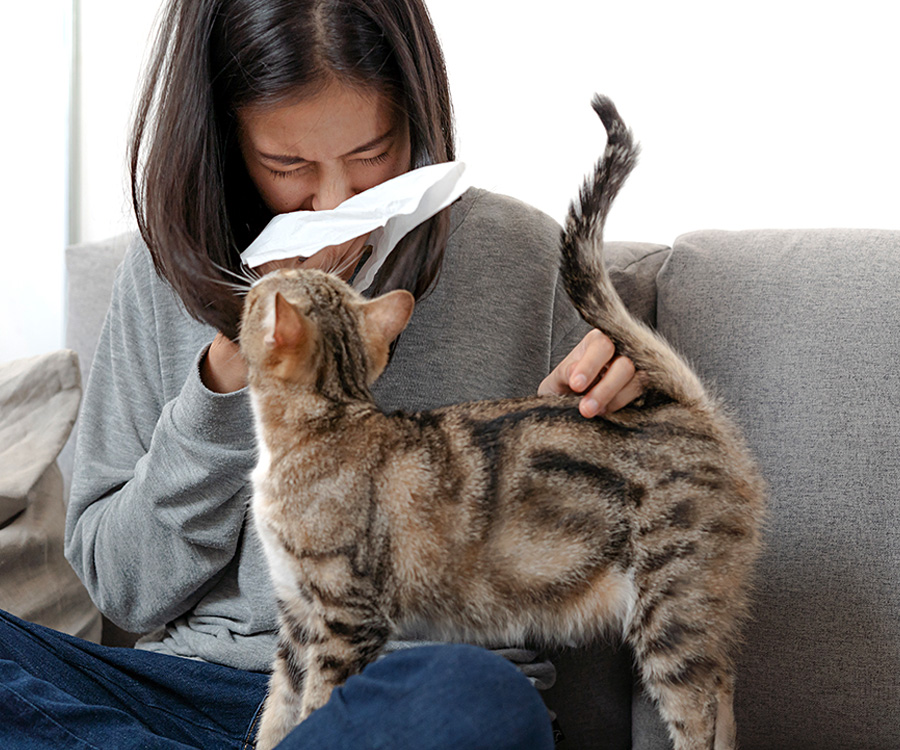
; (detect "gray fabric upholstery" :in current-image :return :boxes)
[1,351,81,522]
[605,241,670,329]
[58,233,131,495]
[542,242,669,750]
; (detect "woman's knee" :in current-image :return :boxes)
[363,644,555,750]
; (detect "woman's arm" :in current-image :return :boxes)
[64,244,257,633]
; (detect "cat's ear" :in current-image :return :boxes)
[362,290,415,345]
[265,292,306,349]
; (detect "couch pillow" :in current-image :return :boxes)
[632,229,900,749]
[605,241,671,328]
[1,350,81,521]
[0,349,102,641]
[540,241,670,750]
[58,232,132,495]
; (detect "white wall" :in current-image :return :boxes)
[4,0,898,361]
[430,0,900,243]
[74,0,162,244]
[76,0,900,246]
[0,3,73,362]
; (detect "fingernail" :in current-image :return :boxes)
[582,398,598,417]
[572,374,588,391]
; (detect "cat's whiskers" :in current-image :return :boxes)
[217,282,252,297]
[323,251,364,282]
[207,261,259,296]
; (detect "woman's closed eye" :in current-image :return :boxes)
[267,151,390,179]
[267,166,307,179]
[357,151,391,167]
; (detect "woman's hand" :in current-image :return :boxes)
[200,332,249,393]
[538,329,642,418]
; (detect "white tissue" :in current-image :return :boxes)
[240,161,470,291]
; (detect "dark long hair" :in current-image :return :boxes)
[130,0,455,340]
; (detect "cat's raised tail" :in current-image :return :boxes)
[561,95,705,405]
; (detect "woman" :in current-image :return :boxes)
[2,0,639,747]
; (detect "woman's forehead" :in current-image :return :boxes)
[237,82,400,161]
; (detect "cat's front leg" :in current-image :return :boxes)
[296,642,339,720]
[298,609,393,720]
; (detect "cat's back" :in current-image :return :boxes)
[385,391,763,526]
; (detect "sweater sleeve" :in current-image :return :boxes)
[64,244,258,634]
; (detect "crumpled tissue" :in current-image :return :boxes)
[240,161,470,291]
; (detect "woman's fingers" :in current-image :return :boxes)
[538,329,642,416]
[579,357,639,417]
[566,329,616,394]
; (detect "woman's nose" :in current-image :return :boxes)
[311,175,354,211]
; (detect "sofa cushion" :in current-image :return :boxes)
[632,228,900,749]
[0,350,102,641]
[540,241,670,750]
[64,233,133,389]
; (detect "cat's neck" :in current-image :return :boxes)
[250,375,378,432]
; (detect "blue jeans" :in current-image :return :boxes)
[0,610,553,749]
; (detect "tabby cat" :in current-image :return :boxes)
[241,95,766,750]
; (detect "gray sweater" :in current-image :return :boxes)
[65,188,589,672]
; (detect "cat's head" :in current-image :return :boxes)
[239,268,414,398]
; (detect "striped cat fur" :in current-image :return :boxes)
[241,95,766,750]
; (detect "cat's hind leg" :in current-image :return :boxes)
[630,627,737,750]
[625,571,741,750]
[642,662,735,750]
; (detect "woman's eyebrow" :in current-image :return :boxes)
[341,127,395,157]
[258,128,396,165]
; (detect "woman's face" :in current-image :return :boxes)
[237,81,411,215]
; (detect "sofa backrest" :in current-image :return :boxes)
[59,233,131,494]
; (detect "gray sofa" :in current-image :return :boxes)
[13,227,900,748]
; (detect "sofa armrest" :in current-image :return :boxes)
[0,350,102,642]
